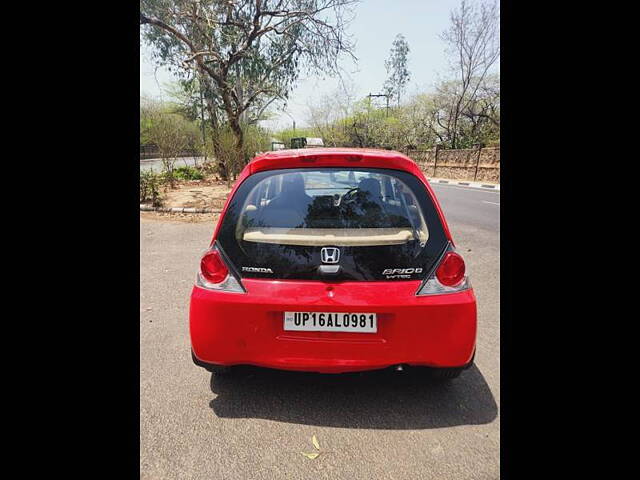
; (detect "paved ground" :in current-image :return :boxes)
[140,184,500,479]
[140,156,204,172]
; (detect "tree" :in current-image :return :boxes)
[305,83,357,146]
[383,34,410,107]
[440,0,499,148]
[428,74,499,148]
[140,0,358,177]
[276,77,499,152]
[460,73,499,145]
[140,95,158,145]
[146,107,200,187]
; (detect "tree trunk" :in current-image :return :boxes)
[229,116,244,187]
[451,100,462,150]
[210,126,227,181]
[220,88,245,183]
[202,93,228,181]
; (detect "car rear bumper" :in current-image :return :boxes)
[190,279,477,374]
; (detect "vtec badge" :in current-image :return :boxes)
[382,267,423,279]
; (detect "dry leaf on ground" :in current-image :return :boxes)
[301,452,320,460]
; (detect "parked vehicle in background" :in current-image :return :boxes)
[290,137,324,149]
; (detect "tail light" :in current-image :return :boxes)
[436,251,465,286]
[196,245,245,293]
[416,244,470,296]
[200,249,228,283]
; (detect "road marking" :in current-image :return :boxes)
[431,183,501,194]
[482,201,500,206]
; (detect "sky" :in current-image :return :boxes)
[140,0,498,131]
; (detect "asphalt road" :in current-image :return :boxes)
[140,156,204,172]
[140,184,500,479]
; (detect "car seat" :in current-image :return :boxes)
[256,173,312,227]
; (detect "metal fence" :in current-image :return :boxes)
[406,145,500,183]
[140,144,201,160]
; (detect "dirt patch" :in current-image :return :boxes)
[140,175,233,223]
[159,179,234,210]
[140,211,221,224]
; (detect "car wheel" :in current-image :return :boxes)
[192,350,234,376]
[429,366,464,380]
[429,351,475,380]
[208,365,234,376]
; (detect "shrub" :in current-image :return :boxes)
[140,170,163,207]
[173,165,204,180]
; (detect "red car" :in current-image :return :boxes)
[190,148,476,379]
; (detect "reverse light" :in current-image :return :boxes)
[417,244,470,296]
[196,246,245,293]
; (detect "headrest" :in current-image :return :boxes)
[282,173,306,196]
[358,177,382,199]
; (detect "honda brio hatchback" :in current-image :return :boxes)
[190,148,476,379]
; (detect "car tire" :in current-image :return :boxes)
[429,350,475,381]
[192,350,234,376]
[208,365,234,376]
[429,366,464,380]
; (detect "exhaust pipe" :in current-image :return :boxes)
[395,365,404,372]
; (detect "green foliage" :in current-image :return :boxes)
[162,80,202,122]
[173,165,204,180]
[141,0,358,170]
[273,76,499,153]
[139,170,163,207]
[274,127,317,149]
[384,34,411,105]
[243,124,272,158]
[431,74,500,148]
[141,98,203,187]
[202,122,271,180]
[140,96,202,153]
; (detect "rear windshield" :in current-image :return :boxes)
[217,168,448,281]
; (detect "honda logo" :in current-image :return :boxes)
[320,247,340,264]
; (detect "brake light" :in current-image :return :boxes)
[196,245,245,293]
[436,251,465,286]
[200,250,228,284]
[416,244,470,296]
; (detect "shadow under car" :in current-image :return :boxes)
[208,364,498,430]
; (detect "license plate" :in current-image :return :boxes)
[283,312,377,333]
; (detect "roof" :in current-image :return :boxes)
[247,148,422,177]
[255,147,401,158]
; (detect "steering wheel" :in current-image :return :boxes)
[338,187,361,206]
